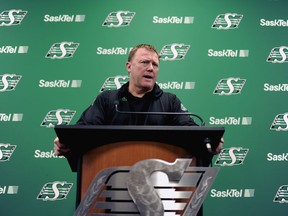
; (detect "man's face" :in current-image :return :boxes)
[126,47,159,92]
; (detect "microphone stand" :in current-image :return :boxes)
[115,102,216,157]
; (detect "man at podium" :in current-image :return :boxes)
[54,43,224,156]
[54,43,224,216]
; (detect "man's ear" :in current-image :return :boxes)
[126,61,131,72]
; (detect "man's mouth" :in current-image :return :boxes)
[143,75,153,79]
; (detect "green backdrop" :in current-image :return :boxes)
[0,0,287,215]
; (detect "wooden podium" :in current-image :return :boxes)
[54,125,225,216]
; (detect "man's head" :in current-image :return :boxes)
[127,44,160,62]
[126,44,160,97]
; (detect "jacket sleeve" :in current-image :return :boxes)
[170,94,199,126]
[76,91,109,125]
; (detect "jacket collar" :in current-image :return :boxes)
[118,82,163,100]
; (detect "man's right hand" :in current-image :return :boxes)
[54,137,71,156]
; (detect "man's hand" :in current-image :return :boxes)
[54,137,71,156]
[213,137,224,155]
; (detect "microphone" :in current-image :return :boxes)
[114,100,216,155]
[114,100,206,126]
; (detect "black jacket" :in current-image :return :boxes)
[77,82,197,126]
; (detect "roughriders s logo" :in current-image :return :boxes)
[215,147,249,166]
[266,46,288,63]
[212,13,243,30]
[45,42,79,59]
[37,181,73,201]
[100,75,129,92]
[0,144,16,161]
[40,109,76,128]
[102,11,136,27]
[270,113,288,131]
[213,77,246,95]
[160,43,190,61]
[0,9,27,26]
[273,185,288,203]
[0,74,22,92]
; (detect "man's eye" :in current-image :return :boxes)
[153,63,159,68]
[141,61,158,68]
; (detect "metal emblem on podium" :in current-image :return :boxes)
[75,158,218,216]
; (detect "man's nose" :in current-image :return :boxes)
[147,62,154,70]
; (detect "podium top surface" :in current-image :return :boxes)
[54,125,225,153]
